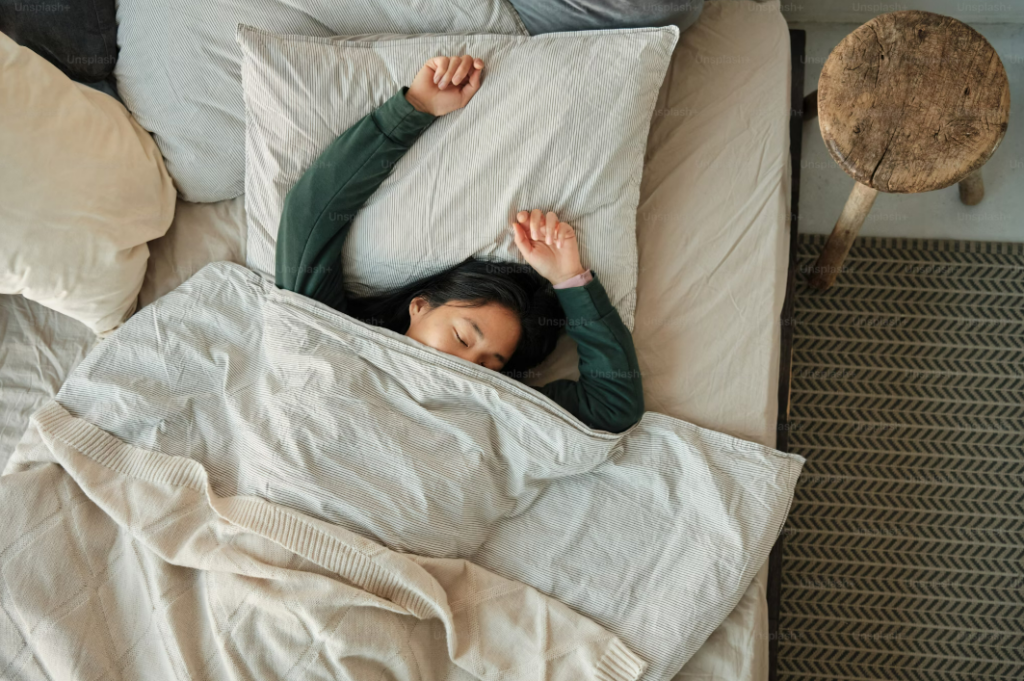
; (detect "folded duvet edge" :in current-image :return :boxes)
[23,398,652,680]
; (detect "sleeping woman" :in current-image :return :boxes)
[275,54,644,433]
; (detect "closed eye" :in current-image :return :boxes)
[455,329,468,347]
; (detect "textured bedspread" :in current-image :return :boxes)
[0,401,644,680]
[6,262,803,679]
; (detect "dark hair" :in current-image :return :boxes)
[346,257,565,378]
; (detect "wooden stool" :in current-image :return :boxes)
[806,10,1010,291]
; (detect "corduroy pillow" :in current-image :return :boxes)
[0,31,176,337]
[238,25,679,335]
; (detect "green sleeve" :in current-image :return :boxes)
[537,273,645,433]
[275,87,437,313]
[273,91,643,432]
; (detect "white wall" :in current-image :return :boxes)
[781,0,1024,24]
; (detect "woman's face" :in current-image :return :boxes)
[406,297,521,371]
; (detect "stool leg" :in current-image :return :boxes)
[808,182,878,291]
[958,168,984,206]
[803,90,818,120]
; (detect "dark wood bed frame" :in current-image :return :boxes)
[767,27,804,681]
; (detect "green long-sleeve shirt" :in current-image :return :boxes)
[275,87,644,433]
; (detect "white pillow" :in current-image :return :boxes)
[0,31,176,337]
[238,25,679,339]
[113,0,528,203]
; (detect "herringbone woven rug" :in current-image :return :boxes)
[778,234,1023,681]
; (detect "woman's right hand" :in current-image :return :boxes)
[511,209,586,286]
[405,55,484,116]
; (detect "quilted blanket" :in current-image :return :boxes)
[0,400,644,679]
[4,262,803,679]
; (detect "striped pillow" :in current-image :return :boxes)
[113,0,528,203]
[239,24,678,333]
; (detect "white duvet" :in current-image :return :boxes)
[7,262,802,679]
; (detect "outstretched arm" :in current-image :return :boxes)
[275,88,435,312]
[276,55,485,313]
[511,210,645,433]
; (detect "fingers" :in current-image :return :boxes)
[461,58,484,101]
[515,209,575,247]
[451,56,473,86]
[545,211,559,246]
[431,56,449,83]
[515,211,531,242]
[431,55,484,89]
[511,221,534,254]
[555,221,574,249]
[438,55,465,89]
[529,208,543,241]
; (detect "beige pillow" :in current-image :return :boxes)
[0,31,176,336]
[138,197,247,309]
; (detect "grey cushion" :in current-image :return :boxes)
[112,0,528,203]
[509,0,703,34]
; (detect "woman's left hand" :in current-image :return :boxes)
[511,209,585,286]
[406,55,484,117]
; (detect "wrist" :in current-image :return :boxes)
[550,268,588,285]
[404,90,431,114]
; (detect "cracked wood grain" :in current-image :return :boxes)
[817,10,1010,194]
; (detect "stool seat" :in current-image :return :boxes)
[818,10,1010,194]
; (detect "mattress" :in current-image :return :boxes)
[646,2,790,678]
[0,1,791,678]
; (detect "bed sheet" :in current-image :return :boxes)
[0,295,96,466]
[138,196,247,308]
[0,0,791,677]
[0,196,247,470]
[644,2,790,679]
